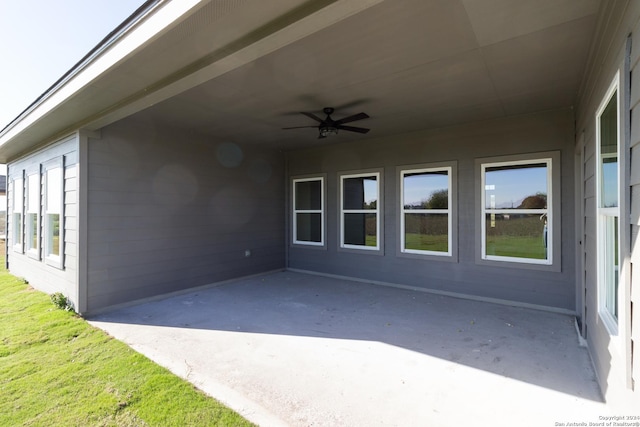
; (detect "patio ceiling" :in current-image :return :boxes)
[0,0,602,160]
[130,0,600,150]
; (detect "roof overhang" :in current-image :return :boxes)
[0,0,383,162]
[0,0,602,162]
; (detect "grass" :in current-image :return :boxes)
[404,233,448,252]
[365,235,377,247]
[486,235,546,259]
[486,215,546,259]
[0,262,254,426]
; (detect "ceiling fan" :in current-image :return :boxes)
[282,107,370,139]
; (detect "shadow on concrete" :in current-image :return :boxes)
[91,270,602,404]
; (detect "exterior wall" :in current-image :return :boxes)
[632,14,640,406]
[0,176,6,238]
[576,0,640,410]
[6,135,79,306]
[85,116,285,313]
[287,109,576,311]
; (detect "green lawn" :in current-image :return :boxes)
[404,233,448,252]
[486,235,546,259]
[486,215,547,259]
[0,267,254,427]
[365,235,377,247]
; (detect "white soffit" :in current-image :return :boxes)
[84,0,385,131]
[461,0,601,46]
[127,0,599,149]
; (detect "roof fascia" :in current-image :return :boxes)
[0,0,206,158]
[83,0,385,131]
[0,0,384,162]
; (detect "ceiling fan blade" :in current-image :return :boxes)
[300,112,324,123]
[334,112,369,125]
[282,126,319,130]
[337,125,370,134]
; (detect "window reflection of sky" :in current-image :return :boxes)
[485,166,547,209]
[601,160,618,207]
[403,173,448,207]
[47,167,63,212]
[363,178,377,205]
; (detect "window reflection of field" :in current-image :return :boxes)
[486,215,546,259]
[404,213,448,252]
[365,215,377,247]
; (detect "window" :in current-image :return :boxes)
[293,177,324,246]
[481,159,552,264]
[12,176,24,252]
[26,173,40,258]
[45,163,63,266]
[596,75,620,332]
[340,172,381,250]
[400,166,452,256]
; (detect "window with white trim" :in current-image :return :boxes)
[400,166,452,256]
[26,173,40,258]
[293,177,324,246]
[12,175,24,253]
[340,172,380,250]
[596,75,620,332]
[44,163,64,266]
[481,159,552,264]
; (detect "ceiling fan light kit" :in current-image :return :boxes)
[319,125,338,138]
[283,107,370,139]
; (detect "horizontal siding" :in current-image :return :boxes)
[631,106,640,147]
[631,146,640,186]
[86,118,285,312]
[632,185,640,226]
[287,110,576,310]
[6,136,79,305]
[577,0,640,408]
[630,6,640,399]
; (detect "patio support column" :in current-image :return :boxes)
[76,129,99,315]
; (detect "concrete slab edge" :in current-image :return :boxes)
[287,268,577,316]
[177,375,289,427]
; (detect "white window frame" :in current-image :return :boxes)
[480,158,553,265]
[44,159,64,268]
[11,174,24,253]
[26,172,41,259]
[339,171,382,251]
[400,165,453,257]
[595,73,620,335]
[292,176,325,247]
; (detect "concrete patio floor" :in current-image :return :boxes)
[89,271,611,427]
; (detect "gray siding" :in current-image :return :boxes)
[287,109,576,311]
[86,117,285,312]
[576,0,640,409]
[629,9,640,400]
[6,135,79,305]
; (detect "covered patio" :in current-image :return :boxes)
[4,0,638,415]
[90,271,605,426]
